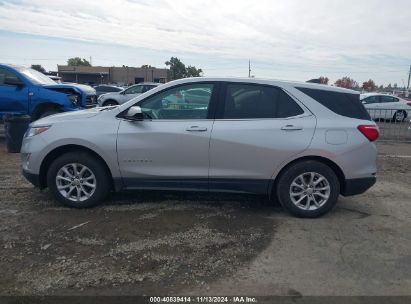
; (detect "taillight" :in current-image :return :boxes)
[358,125,379,142]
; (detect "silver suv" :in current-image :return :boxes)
[21,78,379,218]
[97,82,160,106]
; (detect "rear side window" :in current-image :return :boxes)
[380,96,399,103]
[296,87,371,120]
[223,84,304,119]
[0,67,20,86]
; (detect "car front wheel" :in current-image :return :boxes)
[276,160,340,218]
[47,152,111,208]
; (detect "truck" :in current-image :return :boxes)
[0,64,97,121]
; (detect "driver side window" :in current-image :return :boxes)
[139,83,214,120]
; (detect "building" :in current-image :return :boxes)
[57,65,169,85]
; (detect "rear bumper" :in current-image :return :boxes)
[22,169,41,188]
[341,177,376,196]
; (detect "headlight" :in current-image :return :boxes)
[25,126,51,137]
[68,94,81,105]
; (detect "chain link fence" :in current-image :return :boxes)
[367,108,411,143]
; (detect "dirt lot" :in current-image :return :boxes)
[0,131,410,296]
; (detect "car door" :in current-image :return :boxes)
[0,67,29,117]
[209,82,316,194]
[379,95,400,119]
[116,82,218,190]
[361,96,380,119]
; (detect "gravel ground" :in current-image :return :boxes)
[0,131,410,296]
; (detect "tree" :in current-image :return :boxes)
[334,77,359,89]
[319,76,329,85]
[165,57,203,80]
[31,64,46,73]
[186,65,203,77]
[165,57,187,80]
[67,57,91,67]
[141,65,155,69]
[362,79,377,92]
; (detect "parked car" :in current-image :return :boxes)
[360,93,411,122]
[0,64,97,121]
[94,85,123,97]
[21,78,378,218]
[97,82,160,106]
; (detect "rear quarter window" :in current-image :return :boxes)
[296,87,371,120]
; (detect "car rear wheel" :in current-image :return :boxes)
[276,160,340,218]
[393,110,406,122]
[47,152,111,208]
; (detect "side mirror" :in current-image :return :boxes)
[4,77,24,87]
[125,106,144,120]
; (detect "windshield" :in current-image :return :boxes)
[17,67,56,85]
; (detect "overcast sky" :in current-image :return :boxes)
[0,0,410,85]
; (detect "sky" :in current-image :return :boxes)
[0,0,410,86]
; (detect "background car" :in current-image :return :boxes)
[94,85,123,97]
[0,64,97,121]
[361,93,411,122]
[97,82,160,106]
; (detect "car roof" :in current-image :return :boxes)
[134,82,161,86]
[165,77,359,94]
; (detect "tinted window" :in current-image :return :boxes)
[139,83,214,120]
[125,85,144,94]
[380,96,399,103]
[296,87,371,120]
[0,67,20,86]
[223,84,303,119]
[362,96,379,104]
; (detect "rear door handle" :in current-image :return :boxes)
[281,125,303,131]
[186,126,208,132]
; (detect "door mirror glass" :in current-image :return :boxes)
[125,106,144,120]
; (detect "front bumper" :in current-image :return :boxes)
[341,177,376,196]
[22,169,41,188]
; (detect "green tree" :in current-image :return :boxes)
[165,57,187,80]
[165,57,203,80]
[67,57,92,67]
[31,64,46,73]
[186,65,203,77]
[141,64,155,69]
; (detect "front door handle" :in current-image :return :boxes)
[281,125,303,131]
[186,126,208,132]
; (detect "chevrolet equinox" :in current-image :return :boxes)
[21,78,378,218]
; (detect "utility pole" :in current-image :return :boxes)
[248,60,251,78]
[407,65,411,90]
[90,56,92,66]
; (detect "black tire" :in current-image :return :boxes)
[276,160,340,218]
[393,110,406,123]
[47,152,111,208]
[103,100,118,106]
